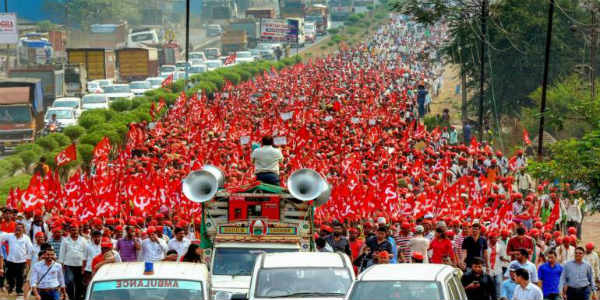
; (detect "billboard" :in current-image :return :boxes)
[0,13,17,44]
[286,19,299,43]
[260,18,288,42]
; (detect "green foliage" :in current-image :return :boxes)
[63,125,86,141]
[77,144,95,166]
[0,174,32,204]
[47,133,71,147]
[42,0,142,29]
[424,115,450,130]
[346,27,360,35]
[110,99,132,111]
[0,160,11,178]
[522,75,600,139]
[14,143,43,154]
[35,136,59,151]
[18,150,40,168]
[220,71,241,85]
[328,28,339,35]
[36,20,57,32]
[79,131,105,146]
[5,156,24,173]
[78,110,107,129]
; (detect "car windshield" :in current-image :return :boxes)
[205,49,218,55]
[190,66,206,73]
[306,24,315,31]
[190,53,205,60]
[103,85,130,93]
[207,61,221,68]
[237,52,251,58]
[131,33,154,42]
[0,106,31,123]
[348,281,443,300]
[97,80,111,87]
[89,279,203,300]
[46,110,73,120]
[161,66,176,73]
[176,62,188,68]
[255,267,352,298]
[53,101,78,108]
[88,82,99,89]
[83,95,107,104]
[130,82,150,89]
[148,78,163,85]
[212,248,298,276]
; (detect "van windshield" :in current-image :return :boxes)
[212,248,298,276]
[131,33,155,42]
[89,279,203,300]
[83,95,107,104]
[348,281,443,300]
[0,106,31,123]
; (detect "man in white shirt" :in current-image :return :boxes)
[142,227,168,262]
[512,268,543,300]
[487,232,509,298]
[251,136,284,185]
[168,228,191,259]
[82,231,102,292]
[0,223,33,296]
[30,247,66,300]
[58,224,88,300]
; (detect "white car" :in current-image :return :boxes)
[160,65,177,77]
[129,80,152,96]
[146,76,165,89]
[235,51,255,64]
[86,81,103,93]
[205,60,223,71]
[210,243,300,300]
[101,84,134,102]
[81,94,109,110]
[234,252,354,300]
[85,262,209,300]
[305,22,317,43]
[173,71,188,81]
[45,107,77,127]
[345,264,468,300]
[190,52,207,62]
[189,64,207,75]
[257,43,283,50]
[176,60,191,71]
[52,97,82,117]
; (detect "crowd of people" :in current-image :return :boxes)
[0,13,596,300]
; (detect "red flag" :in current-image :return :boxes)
[547,198,561,225]
[224,53,236,65]
[523,129,531,145]
[93,137,111,160]
[55,144,77,167]
[161,74,173,88]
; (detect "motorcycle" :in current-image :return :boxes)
[42,122,63,135]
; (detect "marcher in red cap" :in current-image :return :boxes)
[411,251,424,263]
[92,237,122,274]
[376,251,392,264]
[557,236,575,264]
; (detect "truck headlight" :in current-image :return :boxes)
[212,290,234,300]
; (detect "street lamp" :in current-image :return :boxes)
[184,0,190,92]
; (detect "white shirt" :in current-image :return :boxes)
[0,233,33,263]
[30,260,65,289]
[31,243,42,266]
[251,145,283,175]
[58,236,88,267]
[487,241,508,276]
[167,238,191,259]
[512,282,543,300]
[84,242,101,272]
[141,238,167,262]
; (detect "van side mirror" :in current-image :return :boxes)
[231,293,248,300]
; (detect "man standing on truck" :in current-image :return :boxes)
[251,136,284,186]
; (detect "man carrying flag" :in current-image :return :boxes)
[161,74,174,88]
[224,53,237,65]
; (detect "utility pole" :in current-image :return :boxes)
[479,0,487,141]
[591,5,596,98]
[4,0,8,72]
[538,0,555,158]
[184,0,190,92]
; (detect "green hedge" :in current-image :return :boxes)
[0,56,305,197]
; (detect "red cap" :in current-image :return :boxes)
[376,251,392,259]
[101,241,113,249]
[35,231,45,238]
[544,232,552,240]
[349,228,359,234]
[553,231,562,238]
[556,237,563,244]
[401,222,410,230]
[501,230,511,238]
[534,221,543,229]
[562,236,571,244]
[568,227,577,235]
[412,251,424,261]
[115,225,123,231]
[586,242,595,250]
[321,225,333,233]
[147,226,156,234]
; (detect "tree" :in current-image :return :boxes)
[522,75,600,139]
[394,0,588,121]
[43,0,142,29]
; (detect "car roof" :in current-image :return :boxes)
[107,84,129,87]
[357,264,456,282]
[262,252,347,269]
[83,94,108,98]
[92,262,209,282]
[54,97,80,102]
[130,81,149,84]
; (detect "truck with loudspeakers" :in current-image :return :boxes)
[182,166,330,300]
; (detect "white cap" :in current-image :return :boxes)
[424,213,434,219]
[415,225,424,233]
[377,217,386,225]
